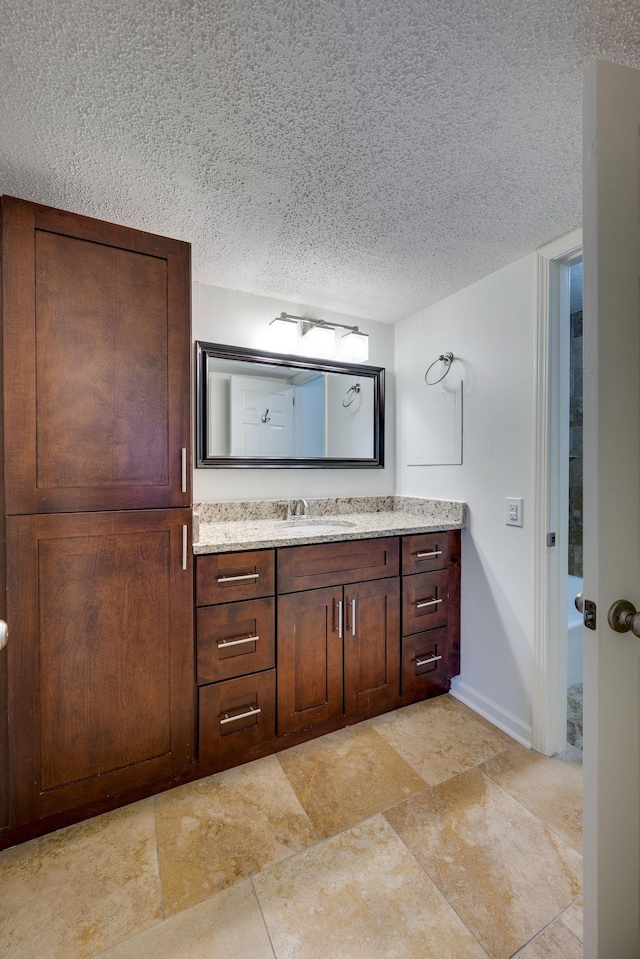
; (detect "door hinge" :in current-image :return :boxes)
[546,532,556,547]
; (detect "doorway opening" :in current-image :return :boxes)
[532,228,583,757]
[566,260,583,751]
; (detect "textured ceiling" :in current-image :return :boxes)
[1,1,639,323]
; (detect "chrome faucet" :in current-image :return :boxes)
[293,498,309,517]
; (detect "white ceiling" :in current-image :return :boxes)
[1,1,639,323]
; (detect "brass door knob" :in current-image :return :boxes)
[608,599,640,637]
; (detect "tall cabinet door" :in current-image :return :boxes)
[6,509,193,825]
[1,196,191,514]
[344,577,400,715]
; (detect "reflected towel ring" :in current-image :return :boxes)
[343,383,361,407]
[425,352,454,386]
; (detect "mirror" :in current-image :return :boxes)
[196,341,385,468]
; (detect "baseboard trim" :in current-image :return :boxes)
[450,678,533,749]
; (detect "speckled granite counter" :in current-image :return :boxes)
[193,496,467,554]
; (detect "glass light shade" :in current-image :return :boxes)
[341,330,369,362]
[269,316,298,352]
[301,322,335,357]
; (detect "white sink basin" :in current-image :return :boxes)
[282,519,356,534]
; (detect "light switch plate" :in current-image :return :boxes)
[506,497,523,527]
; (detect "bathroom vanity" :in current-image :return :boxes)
[193,499,465,773]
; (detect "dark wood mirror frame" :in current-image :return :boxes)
[196,341,385,469]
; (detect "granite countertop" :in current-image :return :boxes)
[193,496,467,554]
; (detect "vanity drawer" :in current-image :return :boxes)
[197,598,275,684]
[402,569,450,635]
[402,531,457,575]
[196,549,275,606]
[198,669,276,764]
[401,628,456,698]
[277,537,399,593]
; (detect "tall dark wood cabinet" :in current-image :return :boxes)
[0,196,193,845]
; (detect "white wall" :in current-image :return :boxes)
[193,282,395,502]
[395,254,538,745]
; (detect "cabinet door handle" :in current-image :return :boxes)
[219,706,261,725]
[416,597,443,609]
[350,599,356,635]
[217,634,259,649]
[217,572,259,583]
[416,654,442,666]
[416,550,443,559]
[0,620,7,651]
[181,448,187,493]
[336,599,343,639]
[182,525,188,571]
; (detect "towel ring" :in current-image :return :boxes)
[343,383,361,407]
[425,352,454,386]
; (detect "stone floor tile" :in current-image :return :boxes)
[370,695,514,786]
[92,880,275,959]
[154,754,319,917]
[0,800,161,959]
[560,897,583,943]
[253,814,490,959]
[385,768,582,959]
[276,723,427,838]
[480,744,582,853]
[511,920,582,958]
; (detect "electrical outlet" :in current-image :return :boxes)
[506,497,523,527]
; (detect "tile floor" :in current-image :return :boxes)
[0,695,584,959]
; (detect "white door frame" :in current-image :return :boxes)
[532,227,583,755]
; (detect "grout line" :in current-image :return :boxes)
[152,794,167,922]
[381,815,491,957]
[249,876,278,959]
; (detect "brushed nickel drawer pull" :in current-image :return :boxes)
[217,572,260,583]
[220,706,262,725]
[336,599,343,639]
[416,597,443,609]
[416,654,443,666]
[416,550,443,558]
[181,447,187,493]
[217,634,259,649]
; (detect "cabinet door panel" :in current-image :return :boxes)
[277,537,399,593]
[196,550,275,605]
[198,670,276,765]
[402,569,450,635]
[7,510,193,824]
[277,586,343,734]
[2,196,191,513]
[402,532,452,574]
[196,598,275,684]
[401,628,455,698]
[344,577,400,715]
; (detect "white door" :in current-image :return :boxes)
[583,60,640,957]
[229,375,294,457]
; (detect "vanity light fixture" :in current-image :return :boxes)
[341,330,369,362]
[270,312,369,362]
[268,314,298,352]
[301,320,335,356]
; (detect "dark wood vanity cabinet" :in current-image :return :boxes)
[276,538,400,734]
[0,196,193,845]
[196,550,277,764]
[401,531,461,699]
[195,531,459,768]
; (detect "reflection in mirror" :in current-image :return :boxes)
[196,342,384,469]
